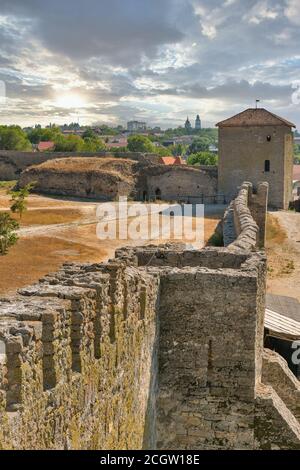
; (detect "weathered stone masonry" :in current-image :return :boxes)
[0,183,300,450]
[0,264,161,449]
[223,182,268,250]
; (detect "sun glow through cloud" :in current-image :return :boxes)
[53,93,87,109]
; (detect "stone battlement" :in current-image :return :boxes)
[0,183,300,450]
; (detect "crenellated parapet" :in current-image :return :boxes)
[0,260,161,449]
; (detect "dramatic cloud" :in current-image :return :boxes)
[0,0,299,128]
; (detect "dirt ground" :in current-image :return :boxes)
[0,189,222,297]
[3,184,298,302]
[266,211,300,302]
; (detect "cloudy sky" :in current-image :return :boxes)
[0,0,300,129]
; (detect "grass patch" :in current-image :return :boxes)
[0,181,16,190]
[0,208,82,226]
[279,260,295,275]
[0,236,107,296]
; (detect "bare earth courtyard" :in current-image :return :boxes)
[0,188,222,296]
[1,186,299,303]
[267,210,300,302]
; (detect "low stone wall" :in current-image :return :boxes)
[255,383,300,449]
[223,182,268,251]
[262,349,300,422]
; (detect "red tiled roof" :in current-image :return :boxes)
[38,141,55,151]
[216,108,296,128]
[294,165,300,180]
[160,156,184,165]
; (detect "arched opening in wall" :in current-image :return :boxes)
[155,188,162,200]
[264,160,270,172]
[267,135,272,142]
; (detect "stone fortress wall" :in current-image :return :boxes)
[0,182,300,449]
[0,151,218,203]
[223,181,268,251]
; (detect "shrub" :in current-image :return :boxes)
[0,213,19,255]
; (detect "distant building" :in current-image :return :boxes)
[106,137,128,149]
[127,121,147,132]
[195,114,201,130]
[162,139,176,147]
[217,108,295,210]
[37,141,55,152]
[208,144,218,154]
[184,117,192,132]
[62,129,85,136]
[293,165,300,198]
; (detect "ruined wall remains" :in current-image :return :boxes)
[0,150,161,181]
[18,157,140,201]
[143,165,218,202]
[223,182,268,250]
[16,156,217,202]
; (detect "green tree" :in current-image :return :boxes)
[0,213,19,255]
[82,136,106,152]
[187,138,210,154]
[54,134,84,152]
[0,126,32,150]
[82,127,96,139]
[127,135,155,153]
[110,146,128,153]
[27,125,62,144]
[9,182,36,219]
[187,152,218,166]
[155,146,171,157]
[170,143,188,157]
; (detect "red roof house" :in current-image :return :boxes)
[37,141,55,152]
[293,165,300,181]
[160,156,185,166]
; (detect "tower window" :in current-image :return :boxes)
[264,160,270,172]
[267,135,271,142]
